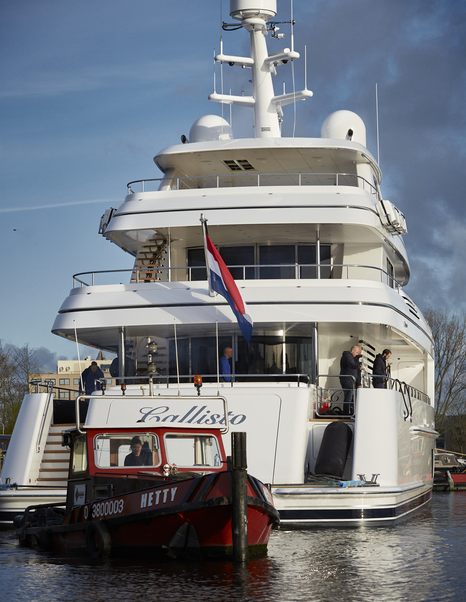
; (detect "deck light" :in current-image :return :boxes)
[193,374,203,396]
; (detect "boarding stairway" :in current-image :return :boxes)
[36,424,70,487]
[130,239,167,282]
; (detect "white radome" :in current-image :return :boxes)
[321,110,367,146]
[189,115,232,143]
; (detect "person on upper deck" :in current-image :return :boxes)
[220,346,233,382]
[109,355,136,383]
[372,349,392,389]
[339,345,362,414]
[80,361,104,396]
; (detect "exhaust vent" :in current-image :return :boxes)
[223,159,255,171]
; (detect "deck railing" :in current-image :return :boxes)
[126,172,379,196]
[72,263,402,289]
[315,374,430,419]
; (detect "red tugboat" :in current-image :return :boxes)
[16,393,278,559]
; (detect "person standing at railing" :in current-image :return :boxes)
[339,345,362,414]
[220,346,233,382]
[80,361,104,396]
[372,349,392,389]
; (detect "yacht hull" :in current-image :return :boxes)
[0,487,66,527]
[273,482,432,526]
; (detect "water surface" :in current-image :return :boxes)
[1,493,464,601]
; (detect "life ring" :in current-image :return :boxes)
[86,521,112,559]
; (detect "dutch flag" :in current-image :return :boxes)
[202,219,253,343]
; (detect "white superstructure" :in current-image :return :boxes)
[1,0,436,526]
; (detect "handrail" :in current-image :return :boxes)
[72,262,402,289]
[35,389,54,453]
[126,172,379,196]
[75,393,230,435]
[100,373,310,387]
[317,373,430,407]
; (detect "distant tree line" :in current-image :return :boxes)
[0,343,51,434]
[425,310,466,452]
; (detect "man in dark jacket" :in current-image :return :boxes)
[372,349,392,389]
[80,361,104,396]
[339,345,362,413]
[124,436,151,467]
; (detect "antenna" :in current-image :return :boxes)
[291,58,297,137]
[219,39,225,117]
[73,320,83,393]
[229,88,233,131]
[375,82,380,165]
[304,44,308,90]
[290,0,295,52]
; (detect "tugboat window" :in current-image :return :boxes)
[71,435,88,475]
[94,433,160,468]
[165,434,222,468]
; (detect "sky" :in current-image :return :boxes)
[0,0,465,369]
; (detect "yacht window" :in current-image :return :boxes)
[188,246,254,280]
[71,435,88,475]
[214,246,255,279]
[237,335,314,378]
[298,245,331,278]
[94,433,160,468]
[259,245,295,279]
[386,258,395,288]
[187,244,332,281]
[187,248,207,280]
[164,433,222,468]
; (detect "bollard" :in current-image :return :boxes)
[231,431,248,563]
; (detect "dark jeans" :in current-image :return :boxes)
[340,377,355,414]
[372,377,386,389]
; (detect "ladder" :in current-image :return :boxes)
[130,239,167,283]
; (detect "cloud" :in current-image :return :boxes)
[0,198,111,214]
[0,59,208,100]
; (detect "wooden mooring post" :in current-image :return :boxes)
[231,431,248,563]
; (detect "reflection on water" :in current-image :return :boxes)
[1,493,465,602]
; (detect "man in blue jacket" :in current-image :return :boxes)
[220,346,233,382]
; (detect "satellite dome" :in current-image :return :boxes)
[189,115,232,143]
[321,110,366,146]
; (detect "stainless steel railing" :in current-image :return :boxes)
[72,263,402,289]
[126,172,379,195]
[315,373,430,419]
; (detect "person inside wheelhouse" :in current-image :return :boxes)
[124,436,151,467]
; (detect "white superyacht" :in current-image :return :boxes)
[1,0,436,526]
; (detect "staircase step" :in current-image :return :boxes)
[37,478,68,486]
[39,470,68,479]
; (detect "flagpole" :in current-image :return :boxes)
[216,320,220,389]
[174,321,180,391]
[200,213,215,297]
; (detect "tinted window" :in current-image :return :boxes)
[259,245,295,279]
